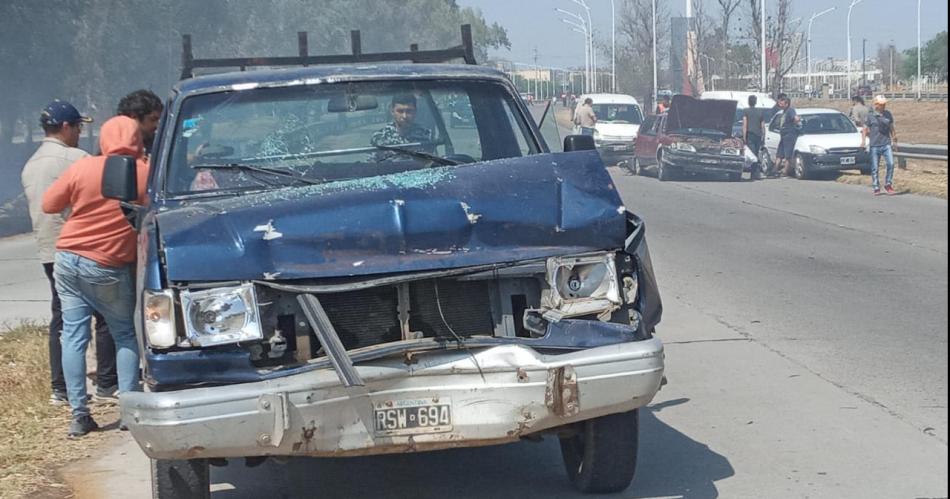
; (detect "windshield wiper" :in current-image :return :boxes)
[371,145,460,166]
[191,163,321,185]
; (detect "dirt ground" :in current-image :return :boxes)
[0,325,121,499]
[797,99,949,145]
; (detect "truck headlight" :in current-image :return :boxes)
[671,142,696,153]
[180,283,262,347]
[809,145,828,155]
[543,253,621,320]
[144,289,177,348]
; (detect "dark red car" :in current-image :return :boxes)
[632,95,745,181]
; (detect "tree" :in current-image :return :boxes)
[717,0,743,80]
[0,0,510,150]
[616,0,671,110]
[902,31,948,83]
[767,0,803,95]
[877,44,902,89]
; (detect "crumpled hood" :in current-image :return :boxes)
[157,151,628,282]
[668,95,738,137]
[99,116,144,157]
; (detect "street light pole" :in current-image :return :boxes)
[652,0,658,110]
[847,0,865,102]
[611,0,616,92]
[760,0,766,92]
[554,8,593,92]
[917,0,922,99]
[560,15,591,93]
[572,0,595,92]
[807,7,836,95]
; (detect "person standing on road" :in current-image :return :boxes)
[20,100,120,406]
[862,95,899,196]
[742,95,767,180]
[573,98,597,136]
[116,89,163,157]
[774,94,801,177]
[42,116,148,437]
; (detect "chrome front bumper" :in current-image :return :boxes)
[122,337,664,460]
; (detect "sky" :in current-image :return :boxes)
[458,0,949,68]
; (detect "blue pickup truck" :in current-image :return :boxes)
[102,27,665,497]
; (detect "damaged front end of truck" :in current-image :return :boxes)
[111,30,665,497]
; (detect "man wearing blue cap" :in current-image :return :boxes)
[20,100,119,411]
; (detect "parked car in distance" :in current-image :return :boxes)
[761,108,871,179]
[573,93,644,165]
[632,95,745,181]
[700,91,777,137]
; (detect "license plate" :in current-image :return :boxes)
[840,156,856,165]
[374,398,452,436]
[610,145,628,152]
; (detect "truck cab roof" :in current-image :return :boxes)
[175,64,509,96]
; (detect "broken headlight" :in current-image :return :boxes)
[180,283,262,347]
[144,289,177,348]
[542,253,622,321]
[721,146,742,156]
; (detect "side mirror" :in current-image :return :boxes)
[563,135,596,152]
[101,155,138,202]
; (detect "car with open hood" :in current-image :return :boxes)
[572,93,644,165]
[760,108,871,180]
[101,30,665,498]
[632,95,745,181]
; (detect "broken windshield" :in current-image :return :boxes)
[165,80,538,194]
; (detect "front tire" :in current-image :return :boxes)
[151,458,210,499]
[760,148,774,176]
[794,154,810,180]
[628,157,641,176]
[657,152,675,182]
[559,409,640,494]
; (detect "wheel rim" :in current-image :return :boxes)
[795,156,804,178]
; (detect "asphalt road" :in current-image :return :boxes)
[5,105,947,498]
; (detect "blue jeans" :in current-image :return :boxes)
[53,252,140,417]
[869,144,895,190]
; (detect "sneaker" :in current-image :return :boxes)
[94,385,119,403]
[885,185,896,195]
[873,188,881,196]
[68,415,99,438]
[50,391,69,407]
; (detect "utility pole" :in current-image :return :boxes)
[533,47,540,100]
[760,0,766,92]
[889,42,895,89]
[862,38,867,87]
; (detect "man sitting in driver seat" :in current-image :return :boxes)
[370,93,433,162]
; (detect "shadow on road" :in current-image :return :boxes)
[210,400,733,499]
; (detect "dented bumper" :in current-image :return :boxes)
[121,332,664,460]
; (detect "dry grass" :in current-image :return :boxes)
[837,159,948,199]
[797,99,949,145]
[0,324,119,499]
[798,100,948,197]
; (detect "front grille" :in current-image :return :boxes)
[409,280,494,338]
[828,147,862,154]
[319,288,400,350]
[315,279,494,349]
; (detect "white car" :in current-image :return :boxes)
[573,93,644,163]
[761,108,872,179]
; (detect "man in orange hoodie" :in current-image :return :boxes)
[42,116,148,437]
